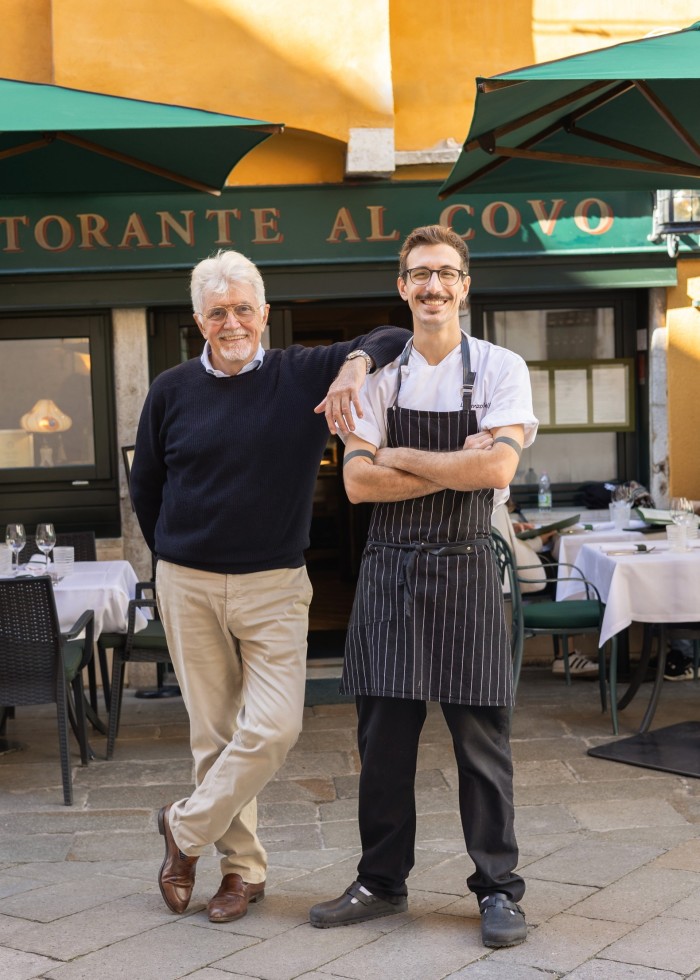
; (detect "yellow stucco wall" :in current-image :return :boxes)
[48,0,393,142]
[0,0,696,188]
[667,258,700,499]
[390,0,535,151]
[0,0,52,82]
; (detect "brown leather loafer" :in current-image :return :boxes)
[207,873,265,923]
[157,804,198,914]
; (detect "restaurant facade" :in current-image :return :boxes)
[1,0,699,586]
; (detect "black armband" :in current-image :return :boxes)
[493,436,522,457]
[343,449,376,466]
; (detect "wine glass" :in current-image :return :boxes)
[5,523,26,576]
[35,523,56,570]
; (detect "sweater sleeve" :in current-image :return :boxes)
[357,325,411,371]
[293,324,411,397]
[130,382,168,554]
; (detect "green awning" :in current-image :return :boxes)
[440,23,700,197]
[0,77,282,196]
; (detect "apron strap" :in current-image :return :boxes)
[394,333,475,414]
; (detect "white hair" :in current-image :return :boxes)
[190,250,266,313]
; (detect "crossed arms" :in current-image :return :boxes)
[342,426,525,504]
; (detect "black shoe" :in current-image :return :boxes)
[309,880,407,928]
[480,892,527,948]
[663,651,694,681]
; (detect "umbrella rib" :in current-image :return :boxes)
[55,132,223,196]
[635,81,700,159]
[0,136,54,161]
[493,145,700,178]
[568,123,700,171]
[465,80,623,152]
[447,83,632,197]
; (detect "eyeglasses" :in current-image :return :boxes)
[402,267,466,286]
[200,303,262,325]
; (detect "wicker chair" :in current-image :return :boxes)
[23,530,97,564]
[23,530,107,717]
[0,576,94,805]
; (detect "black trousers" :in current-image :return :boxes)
[355,695,525,903]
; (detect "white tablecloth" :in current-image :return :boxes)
[52,560,147,637]
[557,540,700,646]
[556,520,660,569]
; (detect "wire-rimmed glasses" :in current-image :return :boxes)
[402,267,467,286]
[5,523,26,576]
[199,303,263,325]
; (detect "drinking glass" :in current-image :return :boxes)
[5,523,26,576]
[35,523,56,567]
[670,497,694,527]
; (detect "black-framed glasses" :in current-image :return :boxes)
[200,303,262,325]
[403,267,466,286]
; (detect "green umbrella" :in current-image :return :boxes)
[0,78,282,196]
[440,22,700,198]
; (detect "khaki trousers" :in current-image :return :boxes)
[156,560,312,882]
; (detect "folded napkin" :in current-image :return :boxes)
[24,554,52,574]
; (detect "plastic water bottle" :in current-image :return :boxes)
[538,472,552,512]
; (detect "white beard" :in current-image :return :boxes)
[218,338,254,363]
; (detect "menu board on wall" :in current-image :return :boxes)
[527,360,633,432]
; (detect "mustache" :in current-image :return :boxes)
[417,292,451,302]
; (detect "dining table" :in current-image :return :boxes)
[556,538,700,743]
[50,560,148,637]
[555,519,664,569]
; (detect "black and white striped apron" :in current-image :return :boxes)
[341,335,512,707]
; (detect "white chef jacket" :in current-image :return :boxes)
[347,331,539,510]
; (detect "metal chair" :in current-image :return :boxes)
[611,622,700,734]
[0,576,94,805]
[105,581,171,759]
[490,528,525,691]
[491,529,607,710]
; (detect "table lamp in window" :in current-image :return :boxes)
[20,399,73,466]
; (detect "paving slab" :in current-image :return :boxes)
[0,668,698,978]
[318,912,485,980]
[568,865,700,924]
[523,839,664,887]
[601,914,700,974]
[43,921,256,980]
[487,912,632,974]
[0,946,59,980]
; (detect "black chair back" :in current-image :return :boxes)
[0,577,63,705]
[0,576,94,804]
[24,530,97,563]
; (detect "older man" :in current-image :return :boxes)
[309,225,538,948]
[130,249,408,924]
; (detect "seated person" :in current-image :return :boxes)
[492,498,598,678]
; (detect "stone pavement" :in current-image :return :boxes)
[0,667,698,980]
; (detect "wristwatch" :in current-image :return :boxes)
[345,349,374,373]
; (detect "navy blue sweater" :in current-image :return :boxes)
[131,328,410,574]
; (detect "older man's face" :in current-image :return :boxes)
[195,283,269,375]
